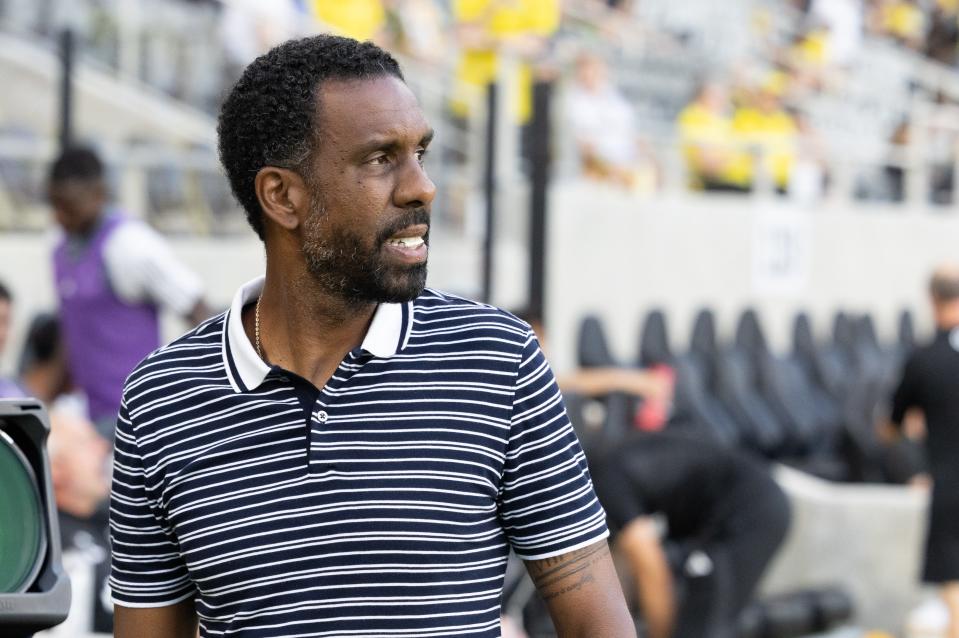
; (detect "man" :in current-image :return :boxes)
[588,431,790,638]
[48,147,209,436]
[887,263,959,638]
[109,35,633,638]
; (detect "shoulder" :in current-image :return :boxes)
[104,216,166,248]
[122,311,227,407]
[410,289,533,347]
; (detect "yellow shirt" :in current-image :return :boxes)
[310,0,386,42]
[882,2,926,40]
[452,0,560,122]
[731,107,798,188]
[792,29,831,67]
[677,103,751,188]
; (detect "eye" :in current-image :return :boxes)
[416,148,429,165]
[367,154,390,166]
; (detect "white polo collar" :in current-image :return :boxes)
[222,276,414,393]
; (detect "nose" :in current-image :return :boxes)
[393,155,436,210]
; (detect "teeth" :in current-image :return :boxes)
[387,236,424,248]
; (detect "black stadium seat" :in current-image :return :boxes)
[715,346,788,456]
[637,308,672,368]
[577,314,617,368]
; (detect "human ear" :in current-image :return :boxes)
[254,167,310,232]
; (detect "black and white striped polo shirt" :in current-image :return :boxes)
[110,277,608,637]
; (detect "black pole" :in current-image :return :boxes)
[528,80,552,324]
[481,83,498,304]
[57,28,75,151]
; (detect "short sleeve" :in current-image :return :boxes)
[498,331,609,560]
[103,221,204,317]
[109,397,196,607]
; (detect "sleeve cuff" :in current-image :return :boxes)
[512,529,610,562]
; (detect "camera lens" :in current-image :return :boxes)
[0,429,47,593]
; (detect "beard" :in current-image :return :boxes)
[301,202,429,305]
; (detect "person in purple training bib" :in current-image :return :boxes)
[48,147,210,437]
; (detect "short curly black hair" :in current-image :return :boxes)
[217,35,404,240]
[49,146,104,184]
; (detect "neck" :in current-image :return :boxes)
[249,259,376,388]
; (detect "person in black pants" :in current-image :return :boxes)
[886,264,959,638]
[587,430,791,638]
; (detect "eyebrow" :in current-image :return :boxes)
[356,128,435,156]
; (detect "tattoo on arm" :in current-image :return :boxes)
[526,542,610,602]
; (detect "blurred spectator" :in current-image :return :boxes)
[309,0,388,43]
[17,311,114,635]
[677,82,751,192]
[451,0,561,124]
[565,52,657,191]
[13,313,111,520]
[873,0,927,49]
[789,109,829,204]
[16,314,70,404]
[927,93,959,205]
[220,0,308,77]
[589,431,790,638]
[809,0,864,66]
[784,27,835,92]
[926,0,959,65]
[48,147,209,437]
[886,264,959,638]
[381,0,446,63]
[732,86,799,193]
[883,118,911,202]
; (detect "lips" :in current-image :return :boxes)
[382,222,429,264]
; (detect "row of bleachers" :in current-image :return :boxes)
[571,307,924,484]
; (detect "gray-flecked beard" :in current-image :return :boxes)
[301,203,429,306]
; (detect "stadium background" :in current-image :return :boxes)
[0,0,957,636]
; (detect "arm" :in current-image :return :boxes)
[104,221,207,327]
[524,540,636,638]
[616,518,675,638]
[556,367,670,400]
[881,356,921,442]
[115,600,197,638]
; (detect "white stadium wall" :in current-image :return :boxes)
[546,183,959,373]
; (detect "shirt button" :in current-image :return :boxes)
[317,410,328,423]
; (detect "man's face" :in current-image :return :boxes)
[49,179,105,236]
[301,76,436,305]
[0,299,11,356]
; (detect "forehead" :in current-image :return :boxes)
[49,179,100,203]
[316,76,430,146]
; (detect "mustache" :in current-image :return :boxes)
[377,208,431,245]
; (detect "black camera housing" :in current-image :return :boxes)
[0,399,71,637]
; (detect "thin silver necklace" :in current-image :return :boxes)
[255,296,264,361]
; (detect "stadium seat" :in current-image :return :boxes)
[715,345,789,456]
[665,308,742,447]
[576,314,617,368]
[637,308,672,368]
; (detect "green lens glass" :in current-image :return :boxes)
[0,430,46,593]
